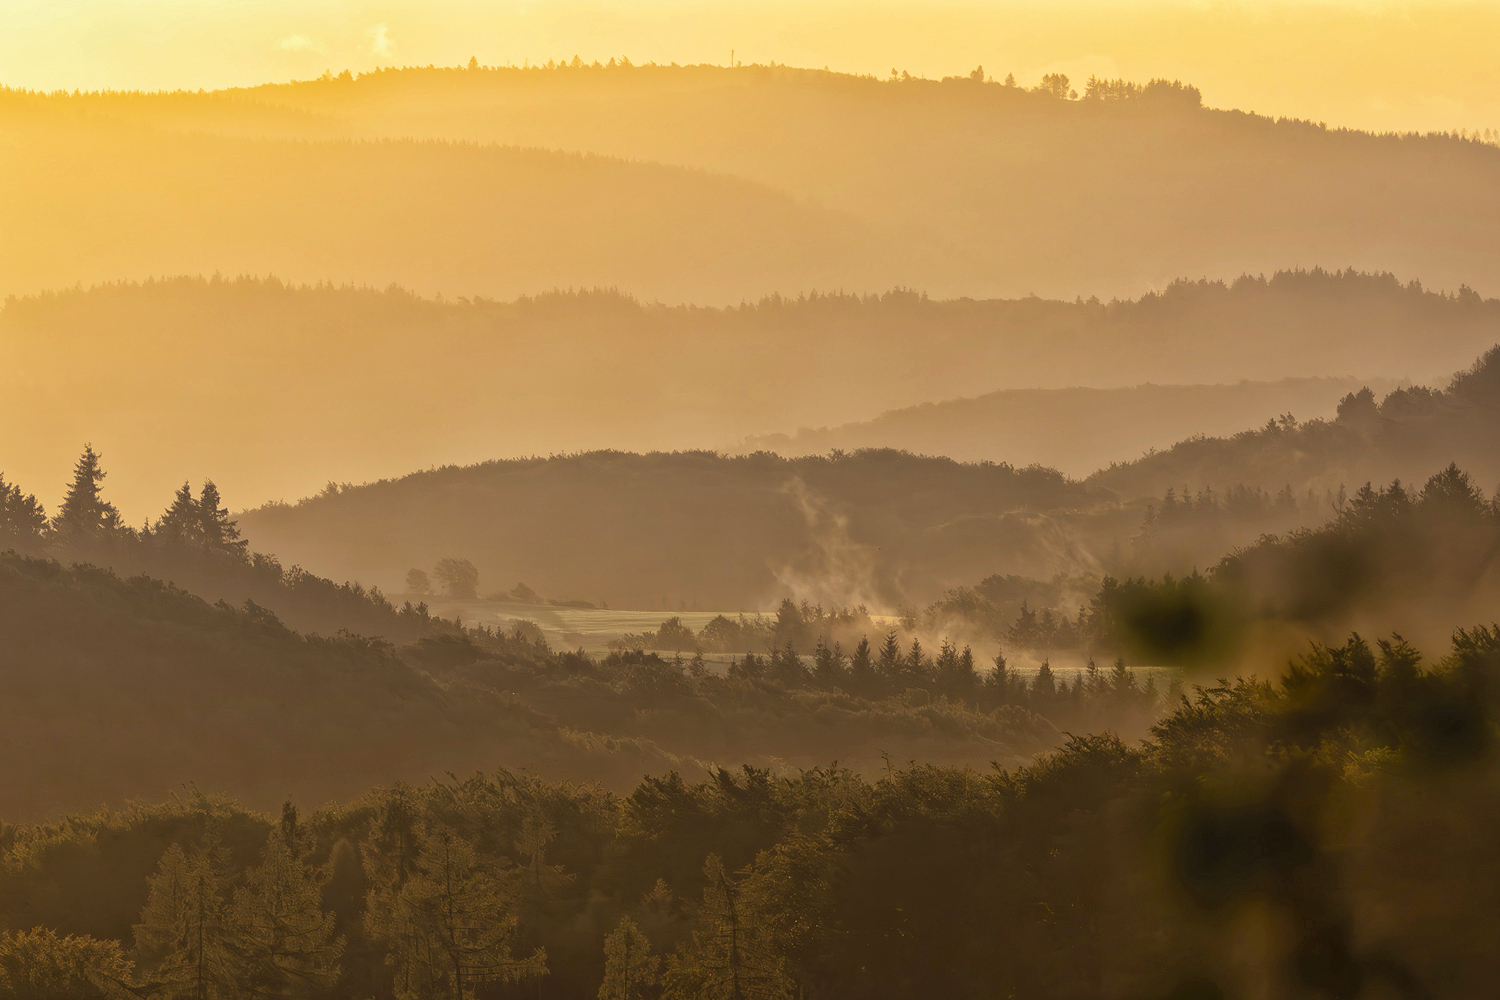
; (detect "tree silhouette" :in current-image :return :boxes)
[52,445,124,542]
[433,558,479,599]
[598,917,658,1000]
[0,474,47,554]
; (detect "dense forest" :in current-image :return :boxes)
[6,63,1500,301]
[235,448,1117,610]
[3,618,1497,998]
[1092,344,1500,498]
[750,375,1398,475]
[7,39,1500,1000]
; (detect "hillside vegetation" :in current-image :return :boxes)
[5,63,1500,301]
[3,268,1493,519]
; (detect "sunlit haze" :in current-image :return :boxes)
[4,3,1500,994]
[4,1,1499,134]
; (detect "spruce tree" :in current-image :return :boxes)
[197,481,248,559]
[156,483,202,548]
[0,474,47,553]
[52,445,123,542]
[848,636,874,693]
[876,630,904,687]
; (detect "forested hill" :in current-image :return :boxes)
[1090,344,1500,498]
[5,63,1500,301]
[237,450,1114,610]
[747,375,1401,475]
[5,268,1494,519]
[0,552,1064,823]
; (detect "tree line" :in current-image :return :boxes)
[5,617,1500,998]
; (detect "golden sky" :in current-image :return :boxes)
[2,1,1497,135]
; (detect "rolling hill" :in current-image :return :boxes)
[6,63,1500,301]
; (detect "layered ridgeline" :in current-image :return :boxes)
[4,268,1494,519]
[0,550,1139,823]
[230,345,1500,612]
[1091,344,1500,498]
[747,376,1403,475]
[4,623,1499,999]
[5,63,1500,301]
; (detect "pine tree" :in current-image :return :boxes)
[876,630,904,686]
[134,841,238,999]
[232,807,343,998]
[0,474,48,553]
[52,445,124,542]
[197,481,248,559]
[598,918,658,1000]
[156,482,203,548]
[848,636,874,693]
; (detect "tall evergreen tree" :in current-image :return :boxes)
[0,474,48,554]
[52,445,124,542]
[848,636,875,693]
[876,630,904,687]
[197,481,248,559]
[156,483,203,548]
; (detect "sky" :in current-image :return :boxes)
[1,0,1498,135]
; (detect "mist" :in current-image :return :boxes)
[5,16,1500,1000]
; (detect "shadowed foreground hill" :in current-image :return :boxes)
[0,553,1061,822]
[237,450,1116,610]
[4,268,1493,518]
[8,62,1500,300]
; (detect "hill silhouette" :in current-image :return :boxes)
[5,63,1500,300]
[3,268,1493,520]
[1091,345,1500,499]
[746,375,1403,475]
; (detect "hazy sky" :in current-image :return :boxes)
[3,1,1498,134]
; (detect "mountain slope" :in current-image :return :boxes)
[0,100,882,303]
[746,376,1404,475]
[10,64,1500,299]
[4,269,1493,520]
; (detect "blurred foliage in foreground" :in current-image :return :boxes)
[3,623,1499,998]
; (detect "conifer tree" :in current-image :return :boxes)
[156,483,203,548]
[597,917,658,1000]
[0,474,48,553]
[232,808,343,998]
[197,481,248,559]
[365,822,545,1000]
[52,445,124,542]
[848,636,874,692]
[134,841,238,999]
[662,856,791,1000]
[876,630,904,686]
